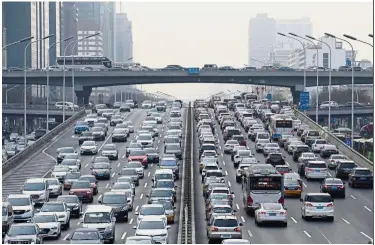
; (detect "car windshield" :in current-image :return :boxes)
[61,159,77,165]
[140,206,165,215]
[64,154,79,159]
[238,151,251,156]
[212,207,232,213]
[154,201,173,210]
[8,226,37,236]
[83,212,111,223]
[130,150,145,156]
[82,141,95,146]
[33,215,57,223]
[263,203,283,210]
[122,169,137,175]
[2,207,7,216]
[41,204,65,212]
[309,131,320,136]
[303,153,315,158]
[331,155,347,160]
[102,194,126,204]
[138,220,165,230]
[114,129,127,134]
[93,163,109,169]
[72,181,90,189]
[166,145,180,150]
[113,183,131,189]
[57,196,78,204]
[79,176,96,183]
[355,169,372,175]
[213,219,238,227]
[340,162,356,168]
[92,128,102,132]
[127,162,143,168]
[325,179,343,185]
[46,179,60,185]
[165,138,179,143]
[151,189,172,197]
[72,231,99,240]
[276,166,289,172]
[59,148,74,153]
[226,140,238,145]
[266,144,279,148]
[65,173,81,179]
[138,135,152,141]
[203,151,216,157]
[93,157,110,163]
[103,145,116,150]
[308,195,332,202]
[155,181,174,188]
[23,182,45,191]
[160,160,177,166]
[155,174,173,180]
[316,140,327,144]
[284,179,300,186]
[8,197,30,206]
[144,149,158,154]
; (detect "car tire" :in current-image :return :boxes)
[328,217,334,222]
[283,222,288,227]
[90,197,94,203]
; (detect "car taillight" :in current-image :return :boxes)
[306,168,313,172]
[234,227,241,232]
[278,197,284,205]
[305,202,313,207]
[326,203,334,207]
[339,185,344,189]
[210,226,218,231]
[297,186,302,190]
[324,185,328,189]
[280,211,287,215]
[247,196,253,205]
[259,211,266,215]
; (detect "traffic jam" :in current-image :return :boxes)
[193,94,373,244]
[2,100,185,244]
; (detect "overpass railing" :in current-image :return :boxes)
[2,109,86,174]
[294,108,373,171]
[2,103,85,111]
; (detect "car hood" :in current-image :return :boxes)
[102,150,117,154]
[36,222,59,228]
[70,188,91,192]
[81,223,112,229]
[12,205,33,211]
[70,240,102,244]
[136,229,167,237]
[22,190,45,195]
[48,184,61,189]
[81,146,96,149]
[165,149,181,153]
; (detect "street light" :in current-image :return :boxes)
[5,85,21,104]
[325,32,355,147]
[46,36,74,132]
[2,36,34,50]
[369,34,373,38]
[306,35,333,130]
[289,33,320,124]
[343,34,373,47]
[24,34,54,146]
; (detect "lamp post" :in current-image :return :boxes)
[343,34,373,48]
[5,85,21,104]
[24,34,54,146]
[369,34,373,38]
[2,36,34,50]
[289,33,320,124]
[46,36,74,132]
[306,35,333,130]
[325,33,355,147]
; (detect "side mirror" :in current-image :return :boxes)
[331,199,334,202]
[90,167,93,170]
[80,217,84,222]
[132,226,137,229]
[166,225,171,229]
[233,209,237,212]
[135,212,139,215]
[36,209,40,212]
[173,207,176,209]
[146,195,149,197]
[109,167,112,170]
[66,237,70,241]
[118,173,121,175]
[174,186,178,188]
[111,217,116,222]
[98,200,102,204]
[231,192,234,194]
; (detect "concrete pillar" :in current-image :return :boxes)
[75,86,92,106]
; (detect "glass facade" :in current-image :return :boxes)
[323,53,329,68]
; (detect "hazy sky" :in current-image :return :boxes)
[119,1,374,101]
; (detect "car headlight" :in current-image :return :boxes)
[105,227,113,232]
[58,214,65,218]
[51,226,58,230]
[72,205,79,210]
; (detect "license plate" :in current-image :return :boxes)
[315,170,320,172]
[331,186,337,190]
[288,187,297,190]
[269,213,276,216]
[221,235,232,238]
[360,177,367,180]
[316,206,323,209]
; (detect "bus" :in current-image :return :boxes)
[241,167,284,216]
[56,56,112,70]
[269,115,294,140]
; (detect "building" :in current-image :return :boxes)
[248,14,312,68]
[60,2,78,56]
[114,13,133,63]
[100,2,115,60]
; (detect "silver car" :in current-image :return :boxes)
[255,139,270,153]
[80,141,98,155]
[111,180,135,196]
[4,223,43,244]
[125,161,145,179]
[101,144,119,160]
[223,140,240,154]
[254,203,288,227]
[207,215,243,243]
[263,143,281,156]
[133,216,170,244]
[67,228,103,244]
[164,144,182,160]
[39,201,71,230]
[32,213,61,239]
[46,178,62,197]
[123,121,135,133]
[7,194,35,222]
[119,168,140,186]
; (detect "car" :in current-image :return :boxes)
[159,157,180,180]
[327,154,349,169]
[67,228,103,244]
[78,131,94,145]
[111,128,128,142]
[152,201,176,224]
[98,192,129,221]
[284,177,302,197]
[275,165,291,175]
[153,180,177,202]
[255,139,270,153]
[224,140,240,154]
[61,158,81,172]
[56,195,82,218]
[298,152,318,163]
[101,144,119,160]
[63,172,81,190]
[144,148,160,163]
[255,203,288,227]
[348,167,373,188]
[135,204,167,225]
[128,149,149,168]
[69,181,94,203]
[300,193,334,221]
[263,143,280,156]
[21,178,49,205]
[51,165,71,183]
[56,147,76,163]
[133,216,170,244]
[7,194,35,222]
[4,223,43,244]
[137,134,154,148]
[222,239,251,244]
[111,180,135,196]
[311,139,328,152]
[164,144,182,160]
[125,161,145,179]
[292,145,311,161]
[91,127,106,141]
[320,144,339,158]
[126,142,143,157]
[32,213,61,239]
[80,141,98,155]
[206,215,243,243]
[39,201,71,230]
[91,162,112,180]
[147,188,175,204]
[233,150,252,168]
[335,160,357,179]
[122,121,135,133]
[110,114,123,126]
[320,178,346,198]
[119,168,140,186]
[303,160,328,180]
[265,153,286,166]
[125,236,155,244]
[46,178,63,197]
[74,121,89,134]
[120,104,131,112]
[78,175,99,195]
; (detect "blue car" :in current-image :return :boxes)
[74,121,89,134]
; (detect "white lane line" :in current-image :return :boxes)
[285,162,290,167]
[303,182,307,188]
[63,233,70,240]
[84,163,89,168]
[105,183,109,188]
[135,205,139,212]
[236,204,240,210]
[364,206,372,212]
[219,145,221,149]
[360,232,373,241]
[148,172,151,177]
[341,218,350,224]
[144,182,148,188]
[122,154,126,158]
[221,153,223,157]
[303,230,311,238]
[97,195,102,200]
[228,181,231,187]
[112,173,115,177]
[225,170,228,176]
[223,161,226,166]
[117,162,120,168]
[318,230,331,244]
[128,218,133,224]
[121,232,127,240]
[291,217,298,224]
[140,194,144,199]
[241,216,245,223]
[77,222,80,225]
[327,172,332,176]
[247,230,253,237]
[350,195,356,199]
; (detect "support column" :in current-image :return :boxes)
[75,86,92,106]
[290,86,300,105]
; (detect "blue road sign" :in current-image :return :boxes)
[267,93,272,101]
[299,91,310,110]
[187,67,200,75]
[346,58,351,67]
[345,138,351,146]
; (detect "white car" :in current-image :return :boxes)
[255,203,288,227]
[80,141,98,155]
[136,134,154,148]
[51,165,71,182]
[45,178,63,197]
[39,201,71,230]
[32,213,61,238]
[151,113,163,124]
[327,154,349,169]
[311,139,328,153]
[123,121,135,133]
[255,139,270,153]
[233,150,252,167]
[236,163,252,182]
[133,216,170,244]
[301,193,334,221]
[298,152,318,163]
[135,204,167,225]
[126,161,145,178]
[263,143,280,156]
[287,141,305,154]
[320,101,339,109]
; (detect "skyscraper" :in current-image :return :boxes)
[114,13,133,63]
[60,2,78,56]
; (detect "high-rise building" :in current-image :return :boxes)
[48,2,61,66]
[114,13,133,62]
[60,2,78,56]
[100,2,115,60]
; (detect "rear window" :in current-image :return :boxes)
[308,131,320,136]
[339,162,356,168]
[307,163,326,168]
[355,169,372,175]
[307,195,332,203]
[213,219,238,227]
[297,147,310,152]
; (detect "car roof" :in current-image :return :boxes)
[85,205,113,212]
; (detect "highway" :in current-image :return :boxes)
[193,108,373,244]
[3,108,185,244]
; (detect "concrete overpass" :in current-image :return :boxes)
[2,104,78,119]
[3,70,373,104]
[305,106,373,117]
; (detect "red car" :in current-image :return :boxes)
[275,165,291,175]
[128,149,148,168]
[78,175,98,195]
[69,180,94,203]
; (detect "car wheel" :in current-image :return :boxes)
[283,222,288,227]
[90,197,94,203]
[328,217,334,222]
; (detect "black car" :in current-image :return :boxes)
[348,167,373,188]
[57,195,82,218]
[335,160,357,179]
[320,178,346,198]
[78,131,94,145]
[266,153,286,166]
[120,104,131,112]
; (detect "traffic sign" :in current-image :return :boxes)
[299,91,310,110]
[345,138,351,146]
[267,93,272,101]
[187,67,200,75]
[346,58,351,67]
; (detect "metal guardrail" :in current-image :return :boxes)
[294,109,373,171]
[2,103,85,110]
[2,109,86,174]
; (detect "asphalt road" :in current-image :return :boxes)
[3,108,185,244]
[194,108,373,244]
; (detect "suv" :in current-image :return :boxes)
[7,194,35,222]
[2,202,14,234]
[300,193,334,221]
[335,160,357,179]
[4,223,43,244]
[206,215,243,243]
[22,178,49,205]
[39,201,71,230]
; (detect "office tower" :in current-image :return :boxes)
[60,2,78,56]
[114,13,133,63]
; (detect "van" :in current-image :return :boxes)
[22,178,49,204]
[304,161,328,180]
[81,205,116,243]
[153,169,174,183]
[2,202,14,234]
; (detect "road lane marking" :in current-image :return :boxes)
[364,206,372,212]
[236,204,240,210]
[84,163,89,168]
[360,232,373,241]
[341,218,350,224]
[77,222,80,225]
[105,183,109,188]
[303,182,307,188]
[247,230,253,237]
[63,233,70,240]
[144,182,148,188]
[117,162,120,167]
[228,181,231,187]
[241,216,245,223]
[128,218,133,224]
[350,195,356,199]
[221,153,223,157]
[318,229,331,244]
[303,231,311,238]
[135,205,139,212]
[122,154,126,158]
[140,194,144,199]
[112,173,115,177]
[327,172,332,176]
[223,161,226,166]
[97,195,102,200]
[291,217,298,223]
[225,170,228,176]
[285,162,290,167]
[219,145,221,149]
[148,172,151,177]
[121,232,127,240]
